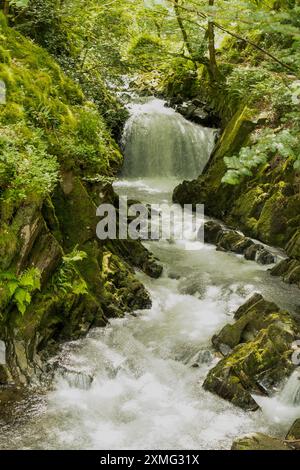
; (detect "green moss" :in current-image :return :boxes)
[256,188,287,245]
[206,294,299,410]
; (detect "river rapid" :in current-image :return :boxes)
[1,98,300,450]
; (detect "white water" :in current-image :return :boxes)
[122,98,216,178]
[1,99,300,450]
[254,370,300,427]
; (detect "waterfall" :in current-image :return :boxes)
[280,369,300,406]
[57,367,94,390]
[122,98,217,178]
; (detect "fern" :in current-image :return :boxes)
[52,247,88,295]
[223,129,300,185]
[0,268,41,315]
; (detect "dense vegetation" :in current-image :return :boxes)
[0,1,300,445]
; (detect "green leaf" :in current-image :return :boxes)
[294,159,300,170]
[7,280,19,297]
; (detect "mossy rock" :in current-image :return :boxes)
[231,433,293,451]
[286,229,300,260]
[204,294,299,410]
[271,258,300,288]
[286,419,300,441]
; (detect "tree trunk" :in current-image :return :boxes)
[207,0,219,82]
[173,0,197,68]
[1,0,9,16]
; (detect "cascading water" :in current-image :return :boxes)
[254,369,300,426]
[122,99,216,178]
[281,370,300,406]
[1,98,300,450]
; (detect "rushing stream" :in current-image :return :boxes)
[1,98,300,450]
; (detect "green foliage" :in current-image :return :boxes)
[0,125,59,203]
[0,20,122,210]
[52,247,88,295]
[11,0,29,7]
[127,34,167,71]
[222,129,300,185]
[0,267,41,315]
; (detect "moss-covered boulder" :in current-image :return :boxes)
[286,419,300,441]
[203,294,299,410]
[271,257,300,288]
[204,221,275,264]
[232,419,300,450]
[231,433,293,451]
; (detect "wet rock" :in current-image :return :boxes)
[216,230,244,252]
[271,257,300,288]
[256,249,276,265]
[231,237,254,254]
[58,366,94,390]
[203,294,299,410]
[190,350,214,367]
[244,244,264,261]
[231,433,293,451]
[168,272,181,280]
[0,365,13,385]
[286,229,300,260]
[204,221,223,244]
[175,99,221,128]
[286,419,300,440]
[204,221,275,265]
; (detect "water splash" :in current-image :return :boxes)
[281,370,300,406]
[254,369,300,428]
[121,98,216,178]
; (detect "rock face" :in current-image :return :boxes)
[172,101,300,254]
[0,23,162,388]
[171,98,221,128]
[204,221,276,265]
[203,294,300,410]
[286,419,300,441]
[270,230,300,288]
[0,174,162,387]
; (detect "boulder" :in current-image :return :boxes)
[271,257,300,288]
[231,433,293,451]
[286,419,300,441]
[216,230,244,252]
[244,244,264,260]
[204,221,223,244]
[256,249,276,265]
[203,294,299,409]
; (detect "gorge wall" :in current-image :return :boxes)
[0,16,161,389]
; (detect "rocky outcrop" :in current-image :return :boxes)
[173,101,300,253]
[203,294,300,410]
[0,173,161,388]
[168,97,221,128]
[232,419,300,450]
[0,20,163,393]
[271,230,300,288]
[204,220,276,265]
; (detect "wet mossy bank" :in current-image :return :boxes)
[170,70,300,287]
[0,18,162,390]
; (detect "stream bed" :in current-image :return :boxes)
[1,99,300,450]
